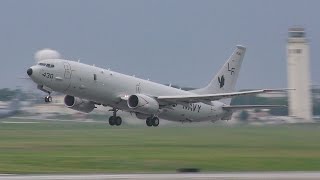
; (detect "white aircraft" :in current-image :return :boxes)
[27,45,286,127]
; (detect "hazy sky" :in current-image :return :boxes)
[0,0,319,90]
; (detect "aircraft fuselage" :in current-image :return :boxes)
[29,59,227,122]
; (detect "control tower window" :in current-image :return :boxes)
[289,31,305,38]
[289,49,302,54]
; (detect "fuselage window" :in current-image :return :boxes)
[50,64,54,68]
[94,74,97,81]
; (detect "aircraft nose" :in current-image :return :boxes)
[27,68,33,76]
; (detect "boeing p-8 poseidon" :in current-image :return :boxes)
[27,46,285,127]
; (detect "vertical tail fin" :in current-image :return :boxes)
[191,45,246,104]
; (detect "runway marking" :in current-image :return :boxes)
[1,172,320,180]
[9,117,103,123]
[1,121,40,124]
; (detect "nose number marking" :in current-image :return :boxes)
[42,72,53,79]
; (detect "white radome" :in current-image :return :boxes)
[34,49,61,62]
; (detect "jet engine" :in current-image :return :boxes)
[64,95,95,113]
[127,94,159,114]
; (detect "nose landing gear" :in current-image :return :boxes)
[37,85,53,103]
[44,94,52,103]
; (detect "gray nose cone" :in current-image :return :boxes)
[27,68,33,76]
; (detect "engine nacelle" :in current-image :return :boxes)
[127,94,159,115]
[64,95,95,113]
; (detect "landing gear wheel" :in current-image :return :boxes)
[152,117,159,127]
[115,116,122,126]
[108,108,122,126]
[146,117,153,127]
[44,96,52,103]
[109,116,116,126]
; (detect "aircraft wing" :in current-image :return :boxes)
[222,105,286,110]
[157,89,291,105]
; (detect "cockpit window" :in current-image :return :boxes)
[38,63,54,68]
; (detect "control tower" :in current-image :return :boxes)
[287,27,313,121]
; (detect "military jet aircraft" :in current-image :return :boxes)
[27,45,286,127]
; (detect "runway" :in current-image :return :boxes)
[1,172,320,180]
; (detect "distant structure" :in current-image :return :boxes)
[287,27,313,121]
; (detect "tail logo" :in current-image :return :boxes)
[228,63,235,75]
[218,75,225,88]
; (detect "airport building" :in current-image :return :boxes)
[287,27,313,121]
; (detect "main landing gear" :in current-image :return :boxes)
[146,117,159,127]
[108,108,122,126]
